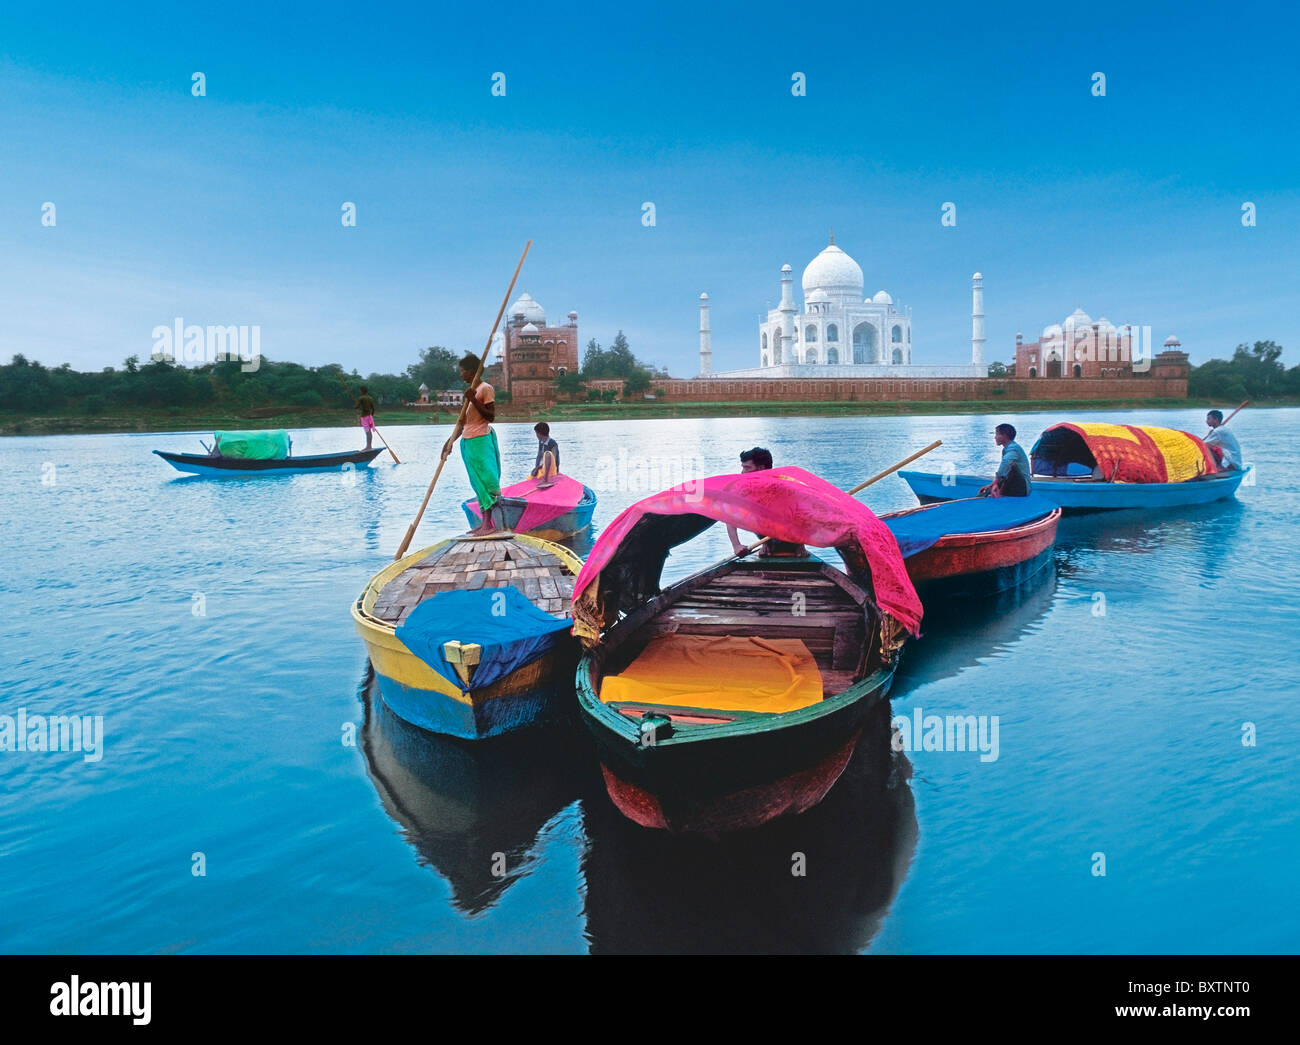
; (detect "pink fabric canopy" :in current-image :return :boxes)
[573,466,923,637]
[467,474,586,533]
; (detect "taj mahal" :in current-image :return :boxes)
[700,236,986,379]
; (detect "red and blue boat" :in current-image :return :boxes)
[572,466,923,834]
[462,474,597,541]
[881,496,1061,600]
[900,422,1247,512]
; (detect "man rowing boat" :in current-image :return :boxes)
[1204,410,1243,470]
[727,447,808,557]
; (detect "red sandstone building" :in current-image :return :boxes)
[1011,308,1189,382]
[499,292,579,403]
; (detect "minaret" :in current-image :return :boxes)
[698,293,712,377]
[778,263,796,365]
[971,272,986,368]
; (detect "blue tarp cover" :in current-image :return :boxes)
[884,495,1057,559]
[395,587,571,691]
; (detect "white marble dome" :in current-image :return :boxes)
[872,290,893,304]
[807,288,830,304]
[520,322,540,335]
[509,293,547,325]
[802,243,863,295]
[1096,316,1116,334]
[1164,334,1181,347]
[1042,323,1063,340]
[1064,307,1092,329]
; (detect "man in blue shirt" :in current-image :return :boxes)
[979,423,1032,497]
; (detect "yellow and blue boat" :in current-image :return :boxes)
[352,533,583,739]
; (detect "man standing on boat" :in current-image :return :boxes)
[445,353,502,536]
[1204,410,1243,470]
[979,423,1032,498]
[356,385,377,450]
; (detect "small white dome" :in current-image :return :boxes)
[509,293,547,325]
[1064,307,1092,328]
[807,288,830,304]
[520,322,540,335]
[781,263,793,274]
[872,290,893,304]
[1042,323,1063,339]
[1163,334,1181,347]
[972,271,983,280]
[699,292,709,300]
[802,243,864,295]
[1096,316,1116,333]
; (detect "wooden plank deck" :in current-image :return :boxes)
[372,538,576,624]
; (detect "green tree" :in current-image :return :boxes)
[987,361,1007,377]
[623,370,652,396]
[581,338,607,379]
[406,346,460,393]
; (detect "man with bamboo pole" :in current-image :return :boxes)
[447,352,502,536]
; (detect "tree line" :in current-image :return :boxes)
[0,330,671,415]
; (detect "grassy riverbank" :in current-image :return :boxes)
[4,397,1294,436]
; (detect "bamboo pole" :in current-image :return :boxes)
[392,240,531,561]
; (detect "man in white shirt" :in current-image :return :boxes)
[1204,410,1243,470]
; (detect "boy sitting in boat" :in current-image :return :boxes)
[444,353,502,536]
[1204,410,1243,470]
[727,447,809,558]
[530,422,560,487]
[979,423,1032,497]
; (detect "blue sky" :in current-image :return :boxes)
[2,0,1298,376]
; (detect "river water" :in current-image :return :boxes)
[2,408,1295,953]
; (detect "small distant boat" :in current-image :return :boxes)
[155,447,384,476]
[352,533,583,740]
[572,466,923,833]
[881,496,1061,599]
[154,429,383,476]
[900,421,1247,513]
[463,475,597,541]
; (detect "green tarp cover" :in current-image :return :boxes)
[214,430,291,459]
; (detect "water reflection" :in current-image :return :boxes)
[896,564,1058,687]
[1055,499,1247,588]
[580,702,918,954]
[359,670,593,915]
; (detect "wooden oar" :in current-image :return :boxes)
[392,240,532,562]
[1208,399,1249,436]
[734,440,943,558]
[847,439,943,496]
[334,370,400,464]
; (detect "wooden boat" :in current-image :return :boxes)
[899,466,1246,512]
[352,532,583,739]
[900,420,1247,513]
[881,497,1061,599]
[461,474,597,541]
[154,447,383,476]
[572,466,922,834]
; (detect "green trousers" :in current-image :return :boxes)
[461,429,501,513]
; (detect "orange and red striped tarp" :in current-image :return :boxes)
[1046,423,1218,484]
